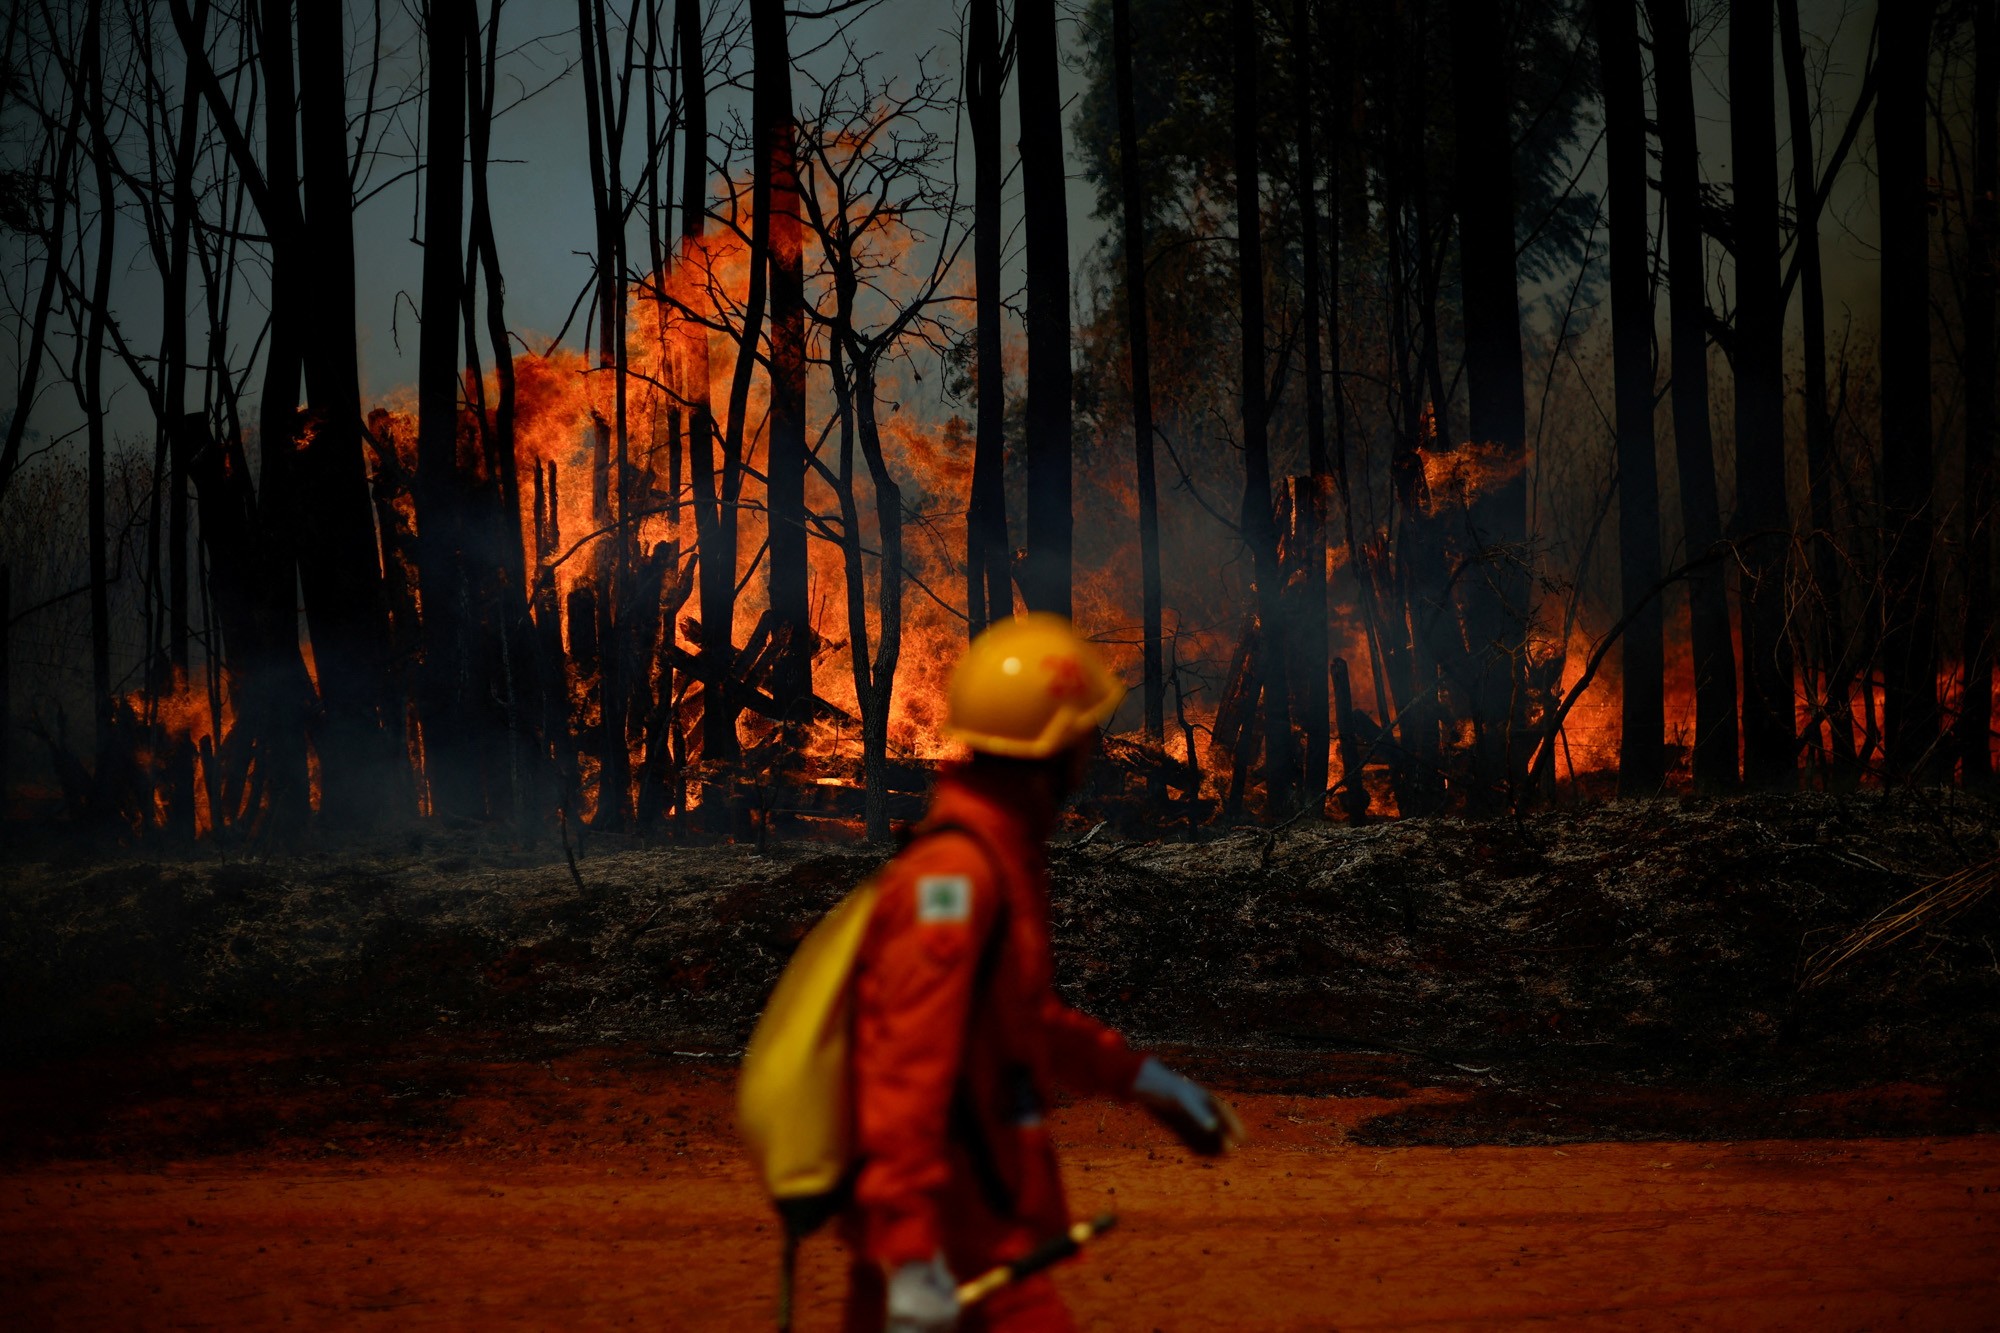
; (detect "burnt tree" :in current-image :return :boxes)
[297,0,407,824]
[1958,0,1996,783]
[159,4,201,699]
[1016,0,1073,617]
[797,62,960,839]
[755,0,813,736]
[677,0,740,770]
[1877,0,1941,775]
[0,45,74,508]
[716,0,778,777]
[1731,0,1797,787]
[78,2,114,770]
[1293,0,1331,809]
[414,0,483,820]
[1649,0,1739,788]
[1598,0,1665,792]
[1233,0,1294,813]
[0,566,8,817]
[245,0,315,830]
[1447,0,1531,800]
[577,0,634,825]
[467,0,542,828]
[1778,0,1856,766]
[966,0,1011,633]
[1113,0,1165,768]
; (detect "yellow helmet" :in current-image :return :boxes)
[944,613,1127,758]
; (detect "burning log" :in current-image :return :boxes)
[666,611,854,735]
[1088,734,1205,832]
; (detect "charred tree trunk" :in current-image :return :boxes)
[1293,0,1331,810]
[1446,0,1531,802]
[577,0,633,826]
[247,0,315,833]
[528,460,579,803]
[856,357,903,842]
[1390,414,1448,813]
[163,37,200,695]
[1778,0,1856,767]
[675,0,737,771]
[1328,26,1364,630]
[716,0,776,775]
[679,0,708,255]
[297,0,407,825]
[966,0,1011,633]
[1112,0,1164,772]
[1731,0,1797,787]
[1382,116,1424,769]
[175,417,263,681]
[1405,3,1452,456]
[1877,0,1941,776]
[1649,0,1739,788]
[144,30,202,752]
[415,0,481,820]
[821,279,896,842]
[80,3,114,771]
[468,0,542,830]
[827,326,873,833]
[644,0,669,279]
[0,249,57,502]
[0,565,9,819]
[1016,0,1073,618]
[1233,0,1294,814]
[756,0,812,738]
[1961,0,1997,782]
[1598,0,1665,792]
[0,14,81,509]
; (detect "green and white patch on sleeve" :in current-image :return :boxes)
[915,874,972,924]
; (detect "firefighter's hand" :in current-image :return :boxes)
[885,1253,959,1332]
[1132,1056,1245,1156]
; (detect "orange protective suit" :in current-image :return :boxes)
[841,762,1145,1333]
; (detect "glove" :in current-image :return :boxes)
[1131,1056,1245,1156]
[885,1252,959,1333]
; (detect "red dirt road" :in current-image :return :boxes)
[3,1050,1997,1330]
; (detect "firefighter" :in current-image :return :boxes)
[845,613,1238,1333]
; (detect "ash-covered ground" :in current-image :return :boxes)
[4,788,1997,1145]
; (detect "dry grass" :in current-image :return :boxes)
[1801,855,2000,989]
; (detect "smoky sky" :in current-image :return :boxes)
[0,0,1904,459]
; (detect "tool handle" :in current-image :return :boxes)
[956,1214,1117,1306]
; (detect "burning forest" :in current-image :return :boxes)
[0,0,1994,848]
